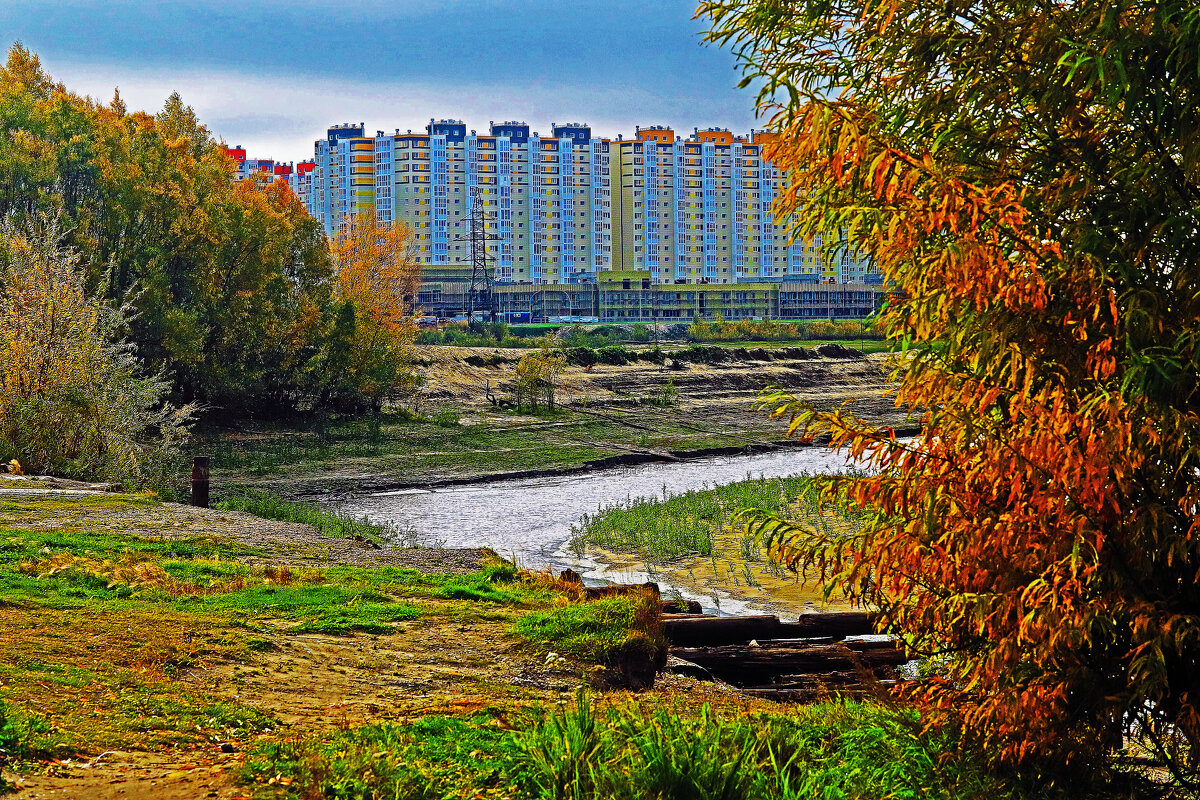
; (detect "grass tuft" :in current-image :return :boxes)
[511,592,663,665]
[242,696,1036,800]
[216,489,393,544]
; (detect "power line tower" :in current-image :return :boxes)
[453,189,503,323]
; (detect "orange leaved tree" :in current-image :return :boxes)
[703,0,1200,782]
[326,212,422,412]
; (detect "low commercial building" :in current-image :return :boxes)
[456,271,885,323]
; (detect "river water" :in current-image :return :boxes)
[339,446,858,574]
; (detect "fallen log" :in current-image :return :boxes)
[742,680,898,703]
[662,611,877,647]
[778,611,880,640]
[670,640,906,686]
[768,669,899,691]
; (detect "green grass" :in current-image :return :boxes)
[242,710,536,799]
[0,526,549,634]
[198,409,772,483]
[216,488,395,545]
[511,594,661,663]
[511,693,1035,800]
[570,475,826,562]
[0,508,575,762]
[241,694,1042,800]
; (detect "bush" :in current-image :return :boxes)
[565,347,598,368]
[432,408,461,428]
[511,593,664,665]
[641,346,667,366]
[595,345,633,365]
[0,219,195,492]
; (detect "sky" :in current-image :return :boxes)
[1,0,761,164]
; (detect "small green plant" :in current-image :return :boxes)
[432,407,461,427]
[511,593,664,665]
[647,378,678,407]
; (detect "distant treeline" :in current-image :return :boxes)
[0,45,383,416]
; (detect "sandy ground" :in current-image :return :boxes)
[420,344,908,429]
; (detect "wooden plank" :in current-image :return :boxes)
[662,615,783,647]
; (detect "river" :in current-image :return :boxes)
[338,445,858,577]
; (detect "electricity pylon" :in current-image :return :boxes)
[452,188,503,323]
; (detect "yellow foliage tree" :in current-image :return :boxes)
[327,213,423,411]
[0,218,194,488]
[515,348,567,411]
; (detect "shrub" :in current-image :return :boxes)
[0,218,195,492]
[432,408,461,428]
[565,347,598,368]
[595,345,633,365]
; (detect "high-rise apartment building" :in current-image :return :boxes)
[225,146,307,196]
[309,120,612,284]
[306,121,876,285]
[612,127,846,283]
[310,123,376,230]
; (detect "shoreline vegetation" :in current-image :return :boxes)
[0,488,1043,800]
[197,338,913,500]
[571,475,866,615]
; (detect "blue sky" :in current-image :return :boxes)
[3,0,760,163]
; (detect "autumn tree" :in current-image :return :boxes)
[0,218,194,490]
[326,212,423,412]
[703,0,1200,783]
[0,44,341,414]
[515,348,567,411]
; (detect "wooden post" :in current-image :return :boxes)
[190,456,209,508]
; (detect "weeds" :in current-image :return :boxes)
[216,489,394,545]
[243,711,535,799]
[512,695,1030,800]
[247,695,1035,800]
[431,407,461,427]
[570,475,863,565]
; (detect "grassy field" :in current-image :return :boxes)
[0,493,1087,799]
[0,494,662,793]
[198,405,781,494]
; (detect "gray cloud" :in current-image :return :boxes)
[49,61,762,163]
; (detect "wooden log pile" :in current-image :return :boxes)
[557,573,903,698]
[662,610,905,700]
